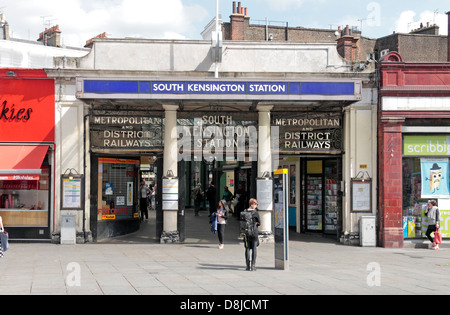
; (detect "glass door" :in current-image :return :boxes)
[324,159,341,235]
[305,160,323,231]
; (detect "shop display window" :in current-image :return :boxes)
[0,167,49,227]
[97,158,140,221]
[403,157,450,238]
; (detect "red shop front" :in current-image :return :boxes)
[0,69,55,240]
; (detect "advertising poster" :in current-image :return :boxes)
[420,158,450,198]
[162,178,179,210]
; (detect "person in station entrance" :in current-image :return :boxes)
[212,200,229,249]
[240,198,260,271]
[206,182,216,215]
[192,183,204,216]
[140,180,150,221]
[234,183,247,218]
[222,186,234,212]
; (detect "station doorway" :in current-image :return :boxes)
[280,157,343,238]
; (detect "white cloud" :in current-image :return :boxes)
[263,0,304,11]
[1,0,209,47]
[395,10,448,35]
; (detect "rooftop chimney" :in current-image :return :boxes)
[336,25,359,62]
[37,25,62,47]
[85,32,108,48]
[230,2,249,40]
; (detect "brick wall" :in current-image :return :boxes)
[378,117,404,248]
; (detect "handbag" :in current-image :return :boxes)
[0,231,9,252]
[434,229,442,245]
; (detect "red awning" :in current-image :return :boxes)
[0,145,48,180]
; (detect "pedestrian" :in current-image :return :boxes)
[0,216,4,258]
[206,182,216,215]
[192,183,204,216]
[222,186,234,214]
[425,200,441,250]
[240,198,260,271]
[235,183,247,218]
[140,180,149,221]
[213,200,229,249]
[151,184,157,210]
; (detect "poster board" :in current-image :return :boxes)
[162,178,179,210]
[273,169,289,271]
[351,179,371,212]
[257,178,273,211]
[61,174,84,210]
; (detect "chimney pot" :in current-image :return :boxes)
[233,1,236,14]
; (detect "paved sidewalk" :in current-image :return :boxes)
[0,209,449,296]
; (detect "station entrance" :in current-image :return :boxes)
[88,104,260,243]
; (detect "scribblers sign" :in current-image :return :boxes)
[0,70,55,142]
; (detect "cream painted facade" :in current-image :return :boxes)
[1,37,377,244]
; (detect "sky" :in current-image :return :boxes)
[0,0,449,48]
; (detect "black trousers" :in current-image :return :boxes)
[140,198,148,220]
[426,224,437,243]
[245,239,258,264]
[217,224,226,244]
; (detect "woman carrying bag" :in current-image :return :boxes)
[425,200,441,250]
[211,200,228,249]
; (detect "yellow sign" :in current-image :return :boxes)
[274,169,288,175]
[102,215,116,220]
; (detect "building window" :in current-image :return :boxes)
[403,157,450,238]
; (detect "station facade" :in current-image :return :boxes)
[45,38,377,244]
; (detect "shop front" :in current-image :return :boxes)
[0,69,55,240]
[378,53,450,247]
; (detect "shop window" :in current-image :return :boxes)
[97,158,140,222]
[0,167,49,227]
[403,157,450,238]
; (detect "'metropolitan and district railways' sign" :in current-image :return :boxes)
[272,112,343,152]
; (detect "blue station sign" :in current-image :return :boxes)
[82,80,357,97]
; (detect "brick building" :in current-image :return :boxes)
[204,1,447,65]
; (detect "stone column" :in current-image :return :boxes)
[257,104,274,243]
[161,104,179,243]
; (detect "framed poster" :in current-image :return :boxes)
[420,158,450,199]
[257,178,273,211]
[61,174,84,210]
[351,179,371,212]
[162,178,179,210]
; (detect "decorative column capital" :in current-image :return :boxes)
[256,104,273,112]
[162,104,179,111]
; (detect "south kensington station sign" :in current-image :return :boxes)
[83,80,356,96]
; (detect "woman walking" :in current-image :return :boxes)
[425,200,441,250]
[214,200,229,249]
